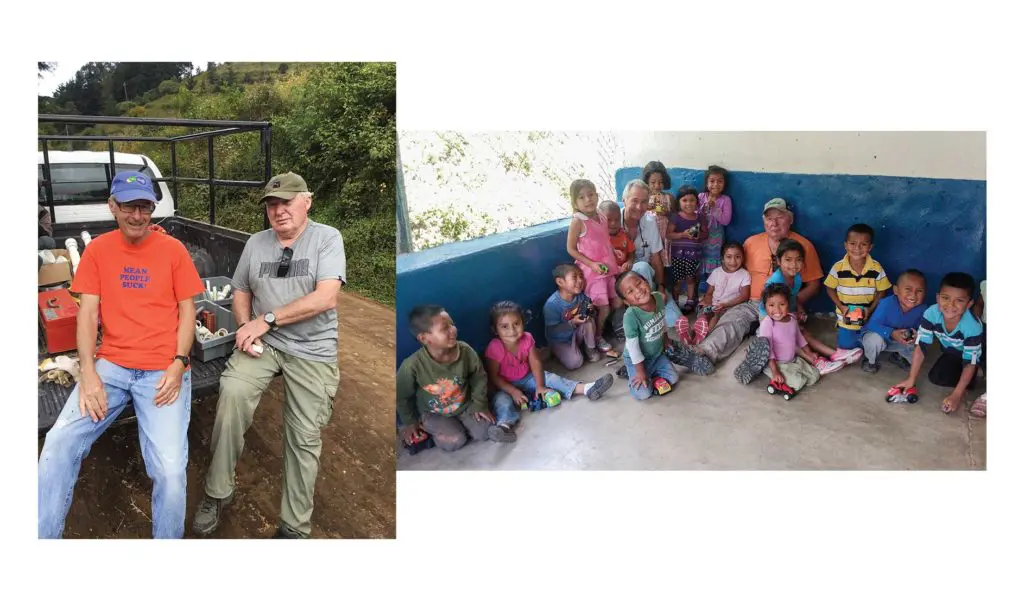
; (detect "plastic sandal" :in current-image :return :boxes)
[969,393,987,418]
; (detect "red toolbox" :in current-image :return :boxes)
[39,290,78,354]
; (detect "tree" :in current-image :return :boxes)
[278,63,289,74]
[38,62,55,79]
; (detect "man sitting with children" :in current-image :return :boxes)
[397,166,987,455]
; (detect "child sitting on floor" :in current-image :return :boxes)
[893,272,984,415]
[758,239,861,372]
[824,224,892,351]
[859,269,927,373]
[616,270,679,401]
[758,283,825,396]
[397,305,512,452]
[678,241,750,345]
[566,178,620,355]
[968,279,986,417]
[665,186,708,313]
[485,301,614,429]
[544,263,600,369]
[601,200,636,273]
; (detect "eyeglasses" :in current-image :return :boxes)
[277,247,294,278]
[116,202,156,215]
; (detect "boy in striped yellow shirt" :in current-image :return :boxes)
[824,224,892,350]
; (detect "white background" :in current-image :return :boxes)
[4,1,1019,600]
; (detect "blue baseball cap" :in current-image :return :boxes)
[110,171,158,203]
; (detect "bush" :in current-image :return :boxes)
[157,79,180,96]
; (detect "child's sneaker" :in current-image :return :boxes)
[487,423,517,443]
[813,356,845,375]
[666,343,715,376]
[692,315,711,344]
[860,356,879,373]
[734,336,770,385]
[674,315,692,346]
[596,337,613,353]
[888,353,911,371]
[830,348,863,365]
[585,373,615,400]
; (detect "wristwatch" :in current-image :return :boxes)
[263,312,278,330]
[174,355,190,368]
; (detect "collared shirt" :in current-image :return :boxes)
[824,254,892,330]
[626,212,663,265]
[917,304,984,365]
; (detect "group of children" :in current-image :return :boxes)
[397,164,987,453]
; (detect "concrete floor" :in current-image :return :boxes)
[398,318,986,470]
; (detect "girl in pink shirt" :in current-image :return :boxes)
[483,302,614,432]
[758,284,842,396]
[566,179,620,354]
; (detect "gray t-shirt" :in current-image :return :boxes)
[232,220,346,362]
[630,212,664,265]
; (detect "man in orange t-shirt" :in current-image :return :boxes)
[696,198,824,368]
[38,171,203,539]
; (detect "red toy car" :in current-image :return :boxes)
[403,428,436,455]
[766,379,798,401]
[885,385,919,404]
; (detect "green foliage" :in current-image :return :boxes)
[157,79,180,95]
[43,62,396,306]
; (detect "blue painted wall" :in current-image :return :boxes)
[398,167,986,363]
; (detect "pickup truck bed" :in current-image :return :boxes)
[38,216,250,434]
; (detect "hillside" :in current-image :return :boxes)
[39,62,396,305]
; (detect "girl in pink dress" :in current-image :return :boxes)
[643,161,673,268]
[566,179,620,354]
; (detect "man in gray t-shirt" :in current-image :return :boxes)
[193,171,346,539]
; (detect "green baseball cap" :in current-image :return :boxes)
[262,172,308,201]
[762,197,791,215]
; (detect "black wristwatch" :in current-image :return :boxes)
[174,355,190,368]
[263,312,278,330]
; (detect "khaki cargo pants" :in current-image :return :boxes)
[204,343,339,537]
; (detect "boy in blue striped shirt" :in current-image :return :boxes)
[893,272,984,414]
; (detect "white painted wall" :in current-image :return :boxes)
[620,131,986,181]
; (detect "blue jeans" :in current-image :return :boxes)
[491,371,580,426]
[38,358,192,539]
[625,353,679,400]
[836,326,863,350]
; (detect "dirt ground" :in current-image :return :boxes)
[40,291,396,539]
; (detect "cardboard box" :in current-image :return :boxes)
[39,249,73,287]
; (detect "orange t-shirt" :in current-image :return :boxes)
[743,231,824,295]
[609,229,636,269]
[72,230,204,370]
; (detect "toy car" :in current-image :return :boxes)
[766,379,798,401]
[651,377,672,396]
[843,305,867,326]
[697,305,715,316]
[525,397,549,412]
[686,224,701,238]
[885,385,919,404]
[564,297,595,321]
[403,429,436,456]
[597,263,609,275]
[543,390,562,407]
[900,329,916,343]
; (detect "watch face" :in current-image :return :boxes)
[265,312,276,324]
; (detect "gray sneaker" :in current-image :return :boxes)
[666,344,715,376]
[192,491,234,536]
[488,424,517,443]
[888,353,912,371]
[734,336,771,385]
[861,356,880,373]
[271,524,306,539]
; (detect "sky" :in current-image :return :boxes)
[37,60,210,96]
